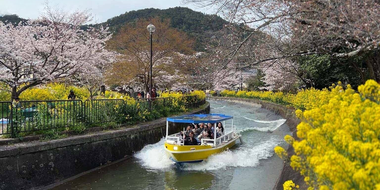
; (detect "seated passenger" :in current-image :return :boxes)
[194,124,202,137]
[206,123,215,138]
[184,132,198,145]
[183,125,192,139]
[217,122,224,133]
[207,123,213,131]
[199,123,205,132]
[198,131,210,140]
[207,123,216,137]
[217,127,224,138]
[192,124,198,133]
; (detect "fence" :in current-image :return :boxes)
[0,96,205,137]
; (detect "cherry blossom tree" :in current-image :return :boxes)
[71,65,107,99]
[0,9,115,100]
[185,0,380,83]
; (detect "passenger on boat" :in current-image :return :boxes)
[184,131,198,145]
[197,130,210,141]
[217,122,224,133]
[192,124,199,135]
[199,123,205,132]
[217,127,224,138]
[183,125,192,138]
[194,124,202,137]
[207,123,215,138]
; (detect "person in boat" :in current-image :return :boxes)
[207,123,215,138]
[217,127,224,138]
[202,124,208,137]
[217,122,224,133]
[192,124,198,133]
[208,123,214,131]
[198,130,210,141]
[183,125,192,139]
[198,123,204,132]
[194,124,202,137]
[184,131,198,145]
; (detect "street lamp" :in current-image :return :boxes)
[240,62,243,91]
[147,24,155,109]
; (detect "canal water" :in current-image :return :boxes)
[53,100,291,190]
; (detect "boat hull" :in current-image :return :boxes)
[164,137,238,163]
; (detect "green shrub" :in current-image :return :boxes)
[42,129,67,140]
[71,124,86,134]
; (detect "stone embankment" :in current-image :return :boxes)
[209,97,306,190]
[0,103,210,190]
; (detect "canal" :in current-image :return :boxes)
[53,99,291,190]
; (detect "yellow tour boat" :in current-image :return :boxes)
[164,114,241,163]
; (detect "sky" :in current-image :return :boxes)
[0,0,216,23]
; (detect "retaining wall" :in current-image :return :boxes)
[0,103,210,190]
[209,97,306,190]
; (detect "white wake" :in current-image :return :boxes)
[134,138,173,170]
[239,118,286,132]
[211,105,226,110]
[134,137,281,171]
[183,138,280,171]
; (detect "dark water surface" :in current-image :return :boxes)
[53,100,291,190]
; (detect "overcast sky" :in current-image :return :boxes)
[0,0,216,23]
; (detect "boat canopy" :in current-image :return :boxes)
[166,114,233,124]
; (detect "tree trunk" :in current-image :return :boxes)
[11,86,19,101]
[366,57,376,81]
[372,51,380,82]
[350,62,366,84]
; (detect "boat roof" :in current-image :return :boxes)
[166,114,233,123]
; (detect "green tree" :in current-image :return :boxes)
[106,17,194,92]
[246,69,266,91]
[296,54,362,89]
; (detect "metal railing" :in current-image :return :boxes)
[166,130,236,147]
[0,96,205,137]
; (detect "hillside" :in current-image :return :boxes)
[0,14,26,24]
[0,7,228,51]
[99,7,228,51]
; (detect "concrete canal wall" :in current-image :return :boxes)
[0,103,210,190]
[209,97,306,190]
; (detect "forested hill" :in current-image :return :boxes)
[99,7,228,51]
[1,7,228,51]
[0,14,26,24]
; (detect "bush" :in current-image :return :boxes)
[275,80,380,190]
[71,124,86,134]
[42,129,67,140]
[190,90,206,100]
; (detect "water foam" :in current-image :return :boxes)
[134,136,281,171]
[183,138,281,171]
[211,105,226,110]
[239,118,286,132]
[134,138,173,170]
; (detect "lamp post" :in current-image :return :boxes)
[240,62,243,91]
[147,23,155,109]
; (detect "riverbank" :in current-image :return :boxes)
[0,102,210,190]
[208,97,306,190]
